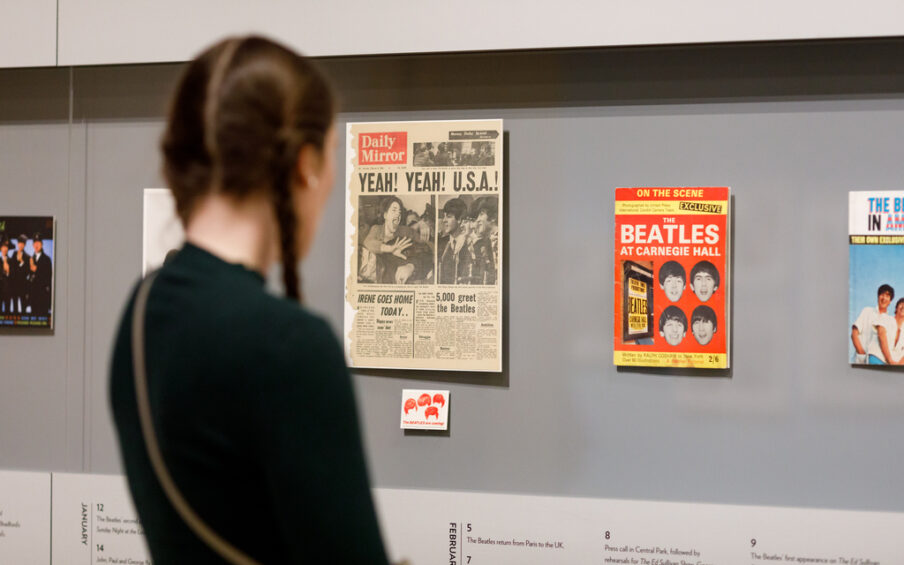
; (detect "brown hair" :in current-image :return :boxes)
[378,196,404,224]
[161,36,335,302]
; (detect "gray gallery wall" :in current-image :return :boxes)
[2,38,904,512]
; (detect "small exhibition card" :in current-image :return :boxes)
[400,389,449,430]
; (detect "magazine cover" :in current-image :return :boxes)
[344,119,503,371]
[613,187,730,368]
[0,216,55,330]
[849,191,904,366]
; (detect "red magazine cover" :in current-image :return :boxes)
[613,187,730,369]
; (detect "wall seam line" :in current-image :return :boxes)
[55,0,60,66]
[65,65,73,472]
[81,76,91,473]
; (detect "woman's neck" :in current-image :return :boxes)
[184,191,278,274]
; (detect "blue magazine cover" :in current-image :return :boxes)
[849,191,904,365]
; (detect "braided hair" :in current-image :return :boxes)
[161,36,335,302]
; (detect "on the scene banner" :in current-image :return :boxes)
[613,187,731,369]
[344,120,503,372]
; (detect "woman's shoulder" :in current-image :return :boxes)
[241,296,350,398]
[247,293,345,365]
[365,223,384,239]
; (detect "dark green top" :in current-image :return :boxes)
[110,243,389,564]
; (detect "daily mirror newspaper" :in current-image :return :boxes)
[344,120,503,371]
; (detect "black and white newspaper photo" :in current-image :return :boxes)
[436,194,499,286]
[412,141,496,167]
[356,194,436,285]
[344,120,503,371]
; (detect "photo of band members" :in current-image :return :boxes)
[412,141,496,167]
[437,195,498,285]
[0,216,55,329]
[848,245,904,366]
[623,259,722,348]
[355,194,500,287]
[656,260,721,347]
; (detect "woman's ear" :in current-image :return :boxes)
[296,144,323,190]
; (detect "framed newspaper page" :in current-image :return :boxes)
[344,120,503,372]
